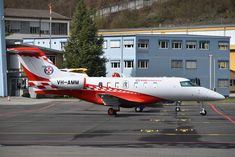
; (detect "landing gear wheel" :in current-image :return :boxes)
[135,106,144,112]
[175,107,181,112]
[200,109,207,116]
[108,108,117,115]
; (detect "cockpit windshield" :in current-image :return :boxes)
[180,81,198,87]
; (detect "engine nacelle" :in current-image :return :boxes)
[50,77,85,89]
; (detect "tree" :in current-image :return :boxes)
[64,0,106,76]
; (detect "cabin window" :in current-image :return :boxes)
[143,82,147,88]
[134,82,138,88]
[115,82,120,88]
[98,82,103,88]
[123,81,129,89]
[107,82,111,87]
[180,81,197,87]
[153,82,157,88]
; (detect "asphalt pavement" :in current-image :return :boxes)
[0,97,235,156]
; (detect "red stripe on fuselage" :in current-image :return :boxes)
[35,88,163,106]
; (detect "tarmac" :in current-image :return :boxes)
[0,97,235,157]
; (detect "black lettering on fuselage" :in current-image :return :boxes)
[57,80,79,85]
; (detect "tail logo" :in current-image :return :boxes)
[44,66,54,75]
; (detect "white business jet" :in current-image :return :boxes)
[8,47,225,116]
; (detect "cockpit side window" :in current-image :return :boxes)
[180,81,197,87]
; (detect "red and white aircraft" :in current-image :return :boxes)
[8,47,225,116]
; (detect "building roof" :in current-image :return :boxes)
[5,8,70,20]
[102,33,231,39]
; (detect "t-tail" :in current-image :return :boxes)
[7,47,87,93]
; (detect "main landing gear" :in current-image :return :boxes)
[108,106,120,116]
[135,106,145,112]
[199,101,207,116]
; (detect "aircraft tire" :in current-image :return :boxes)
[200,109,207,116]
[135,106,143,112]
[108,108,117,115]
[175,107,181,112]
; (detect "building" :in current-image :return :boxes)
[2,8,69,97]
[5,8,70,40]
[103,34,230,96]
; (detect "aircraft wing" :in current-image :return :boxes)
[99,94,121,106]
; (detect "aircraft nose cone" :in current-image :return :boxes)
[208,90,225,100]
[201,88,225,100]
[214,92,225,100]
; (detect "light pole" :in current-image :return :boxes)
[49,3,52,49]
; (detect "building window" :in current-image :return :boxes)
[9,21,21,33]
[218,79,229,88]
[124,60,134,68]
[186,60,197,69]
[30,27,40,34]
[171,60,183,69]
[199,41,209,50]
[103,40,107,49]
[230,80,235,86]
[61,42,67,51]
[218,41,229,50]
[186,41,197,50]
[138,39,149,49]
[52,23,68,35]
[48,56,56,64]
[138,60,149,69]
[172,41,182,49]
[111,60,120,68]
[110,40,121,48]
[40,22,49,34]
[124,40,134,48]
[159,40,169,49]
[218,61,229,69]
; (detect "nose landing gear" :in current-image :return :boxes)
[175,101,181,112]
[199,101,207,116]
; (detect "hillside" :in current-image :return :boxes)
[4,0,235,29]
